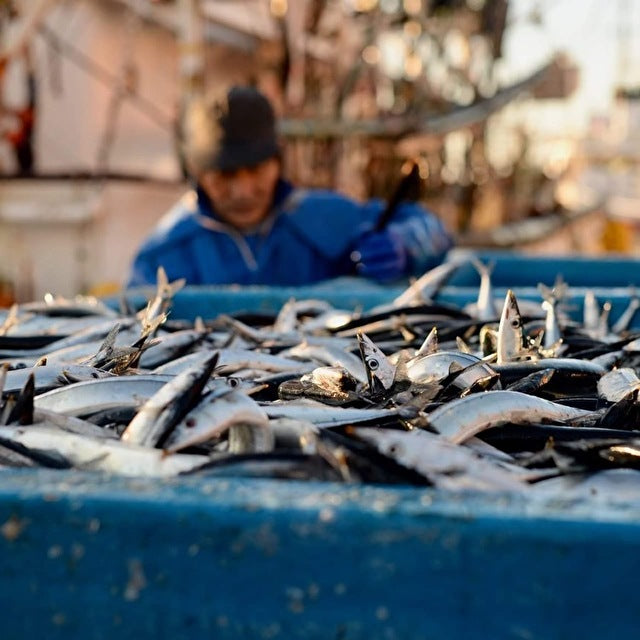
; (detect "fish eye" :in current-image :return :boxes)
[227,377,240,387]
[387,443,402,456]
[367,357,379,371]
[510,318,520,329]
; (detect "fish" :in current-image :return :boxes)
[597,368,640,403]
[465,259,498,321]
[414,326,438,357]
[4,256,640,494]
[349,427,527,491]
[0,425,209,477]
[32,407,120,439]
[426,390,594,444]
[18,293,119,318]
[407,350,497,389]
[357,332,396,394]
[280,341,367,384]
[121,352,219,447]
[278,366,360,405]
[583,290,601,335]
[138,266,185,337]
[34,374,179,417]
[137,327,208,369]
[262,400,413,428]
[496,289,525,364]
[390,255,469,308]
[612,291,640,334]
[0,317,137,359]
[2,364,114,397]
[164,388,272,455]
[493,358,605,381]
[539,288,563,353]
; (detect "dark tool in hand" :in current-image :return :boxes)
[374,159,422,232]
[351,159,423,277]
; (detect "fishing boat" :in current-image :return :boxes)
[0,0,589,303]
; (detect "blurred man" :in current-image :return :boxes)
[126,86,453,288]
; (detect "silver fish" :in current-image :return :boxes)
[466,258,498,321]
[272,298,332,333]
[350,427,526,491]
[415,326,438,357]
[33,408,119,439]
[0,317,137,359]
[19,293,120,318]
[390,255,468,308]
[540,296,562,352]
[138,266,185,337]
[357,332,396,393]
[493,358,605,377]
[597,368,640,403]
[34,374,178,416]
[612,292,640,334]
[121,352,219,447]
[0,425,208,477]
[407,350,498,389]
[281,342,367,384]
[583,290,601,335]
[497,289,524,364]
[153,348,311,378]
[427,390,593,444]
[137,328,207,369]
[262,399,408,428]
[3,364,114,396]
[164,388,271,454]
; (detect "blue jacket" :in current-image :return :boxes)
[126,179,453,287]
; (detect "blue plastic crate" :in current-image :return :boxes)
[118,252,640,328]
[445,249,640,288]
[2,470,640,640]
[4,251,640,639]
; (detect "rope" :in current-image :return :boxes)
[36,22,174,131]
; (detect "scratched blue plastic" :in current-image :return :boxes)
[1,471,640,640]
[119,252,640,328]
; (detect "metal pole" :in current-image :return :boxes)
[177,0,205,102]
[176,0,205,177]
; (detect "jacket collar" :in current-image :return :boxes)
[194,178,294,225]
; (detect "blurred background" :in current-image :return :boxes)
[1,0,639,302]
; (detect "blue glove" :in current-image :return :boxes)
[352,228,408,282]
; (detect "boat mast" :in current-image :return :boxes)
[175,0,205,177]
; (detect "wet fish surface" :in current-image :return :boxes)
[1,265,640,501]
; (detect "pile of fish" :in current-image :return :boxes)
[2,260,640,496]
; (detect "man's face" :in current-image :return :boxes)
[199,157,280,232]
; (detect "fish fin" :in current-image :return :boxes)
[6,373,35,425]
[416,326,438,356]
[456,337,471,354]
[0,303,19,336]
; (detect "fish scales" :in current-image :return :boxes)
[2,261,640,494]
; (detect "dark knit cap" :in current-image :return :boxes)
[210,86,280,171]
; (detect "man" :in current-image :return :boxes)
[126,86,453,288]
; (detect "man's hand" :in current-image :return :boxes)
[351,228,407,283]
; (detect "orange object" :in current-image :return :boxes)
[0,280,16,308]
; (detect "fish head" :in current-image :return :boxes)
[357,332,396,394]
[497,289,524,363]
